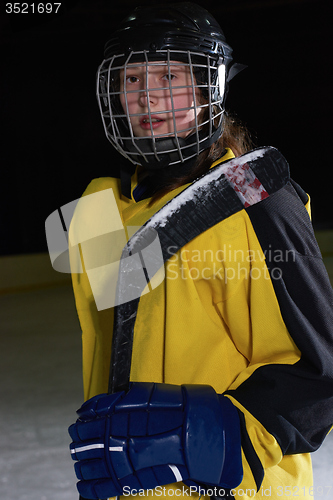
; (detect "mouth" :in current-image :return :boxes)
[139,115,166,130]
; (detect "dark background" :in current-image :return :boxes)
[1,0,332,256]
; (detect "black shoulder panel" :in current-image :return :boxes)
[226,183,333,455]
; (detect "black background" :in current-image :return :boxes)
[1,0,332,256]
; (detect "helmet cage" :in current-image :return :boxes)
[96,49,227,169]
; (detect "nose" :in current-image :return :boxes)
[138,75,158,108]
[138,91,158,108]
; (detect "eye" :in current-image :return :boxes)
[126,75,140,84]
[162,73,177,82]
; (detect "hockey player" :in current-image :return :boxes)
[68,3,333,500]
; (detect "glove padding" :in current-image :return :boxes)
[69,382,243,500]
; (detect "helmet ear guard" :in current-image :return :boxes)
[96,3,237,171]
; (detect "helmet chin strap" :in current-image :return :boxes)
[122,124,223,172]
[120,125,222,198]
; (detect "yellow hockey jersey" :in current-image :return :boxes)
[69,148,333,500]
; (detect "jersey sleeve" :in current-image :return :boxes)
[223,181,333,492]
[68,178,122,401]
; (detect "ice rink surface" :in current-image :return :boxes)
[1,274,333,499]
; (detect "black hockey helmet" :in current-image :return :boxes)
[96,2,236,175]
[104,2,232,64]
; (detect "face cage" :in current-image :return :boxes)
[96,49,227,168]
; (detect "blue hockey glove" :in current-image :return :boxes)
[69,382,243,500]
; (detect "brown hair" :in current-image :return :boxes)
[149,111,255,203]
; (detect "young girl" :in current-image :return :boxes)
[68,3,333,500]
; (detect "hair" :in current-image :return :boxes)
[149,111,255,203]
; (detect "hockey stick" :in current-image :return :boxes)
[108,146,290,395]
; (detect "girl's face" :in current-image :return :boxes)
[119,62,202,139]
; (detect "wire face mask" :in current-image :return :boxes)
[97,50,227,169]
[95,2,236,174]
